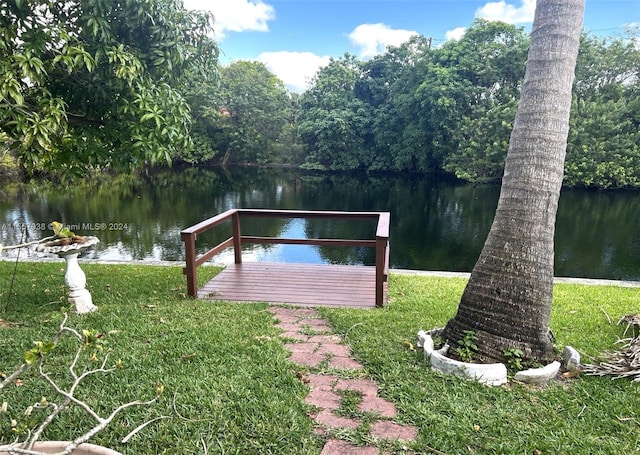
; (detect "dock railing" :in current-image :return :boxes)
[180,209,390,307]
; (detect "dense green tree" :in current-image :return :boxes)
[4,0,637,190]
[215,61,294,165]
[435,20,528,181]
[564,31,640,187]
[298,22,531,176]
[0,0,218,177]
[178,61,294,166]
[353,51,400,170]
[298,54,374,170]
[360,36,434,171]
[443,100,517,181]
[177,68,230,165]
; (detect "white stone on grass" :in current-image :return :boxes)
[562,346,581,371]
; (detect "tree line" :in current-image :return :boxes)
[1,2,638,189]
[295,20,640,189]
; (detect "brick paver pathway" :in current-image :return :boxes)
[269,306,419,455]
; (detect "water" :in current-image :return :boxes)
[1,166,639,281]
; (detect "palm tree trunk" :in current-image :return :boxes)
[442,0,585,364]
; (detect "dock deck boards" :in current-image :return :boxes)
[198,262,387,308]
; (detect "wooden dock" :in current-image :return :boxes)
[181,209,390,308]
[198,262,387,308]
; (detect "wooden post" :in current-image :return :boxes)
[232,211,242,264]
[375,212,390,308]
[181,232,197,298]
[375,237,386,307]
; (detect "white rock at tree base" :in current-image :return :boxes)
[417,331,508,386]
[513,361,561,384]
[417,330,568,386]
[562,346,581,371]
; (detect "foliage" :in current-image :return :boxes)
[298,21,529,175]
[430,20,528,179]
[221,62,295,164]
[0,148,21,181]
[565,30,640,188]
[177,61,299,166]
[298,54,373,170]
[296,22,640,188]
[503,348,524,374]
[0,0,218,178]
[364,36,437,171]
[0,313,158,454]
[2,2,639,189]
[455,330,478,362]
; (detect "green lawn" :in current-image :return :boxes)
[1,261,639,454]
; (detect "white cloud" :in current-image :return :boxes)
[348,23,418,60]
[443,0,535,45]
[257,51,331,93]
[182,0,275,39]
[445,27,467,42]
[475,0,536,24]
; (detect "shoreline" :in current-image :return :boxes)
[2,257,639,288]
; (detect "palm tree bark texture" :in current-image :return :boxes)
[443,0,586,364]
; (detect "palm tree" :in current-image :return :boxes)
[442,0,586,363]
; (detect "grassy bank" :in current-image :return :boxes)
[1,261,639,454]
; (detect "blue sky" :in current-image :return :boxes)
[183,0,639,92]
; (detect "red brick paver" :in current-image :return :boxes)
[314,409,361,429]
[308,374,337,391]
[288,351,326,367]
[358,396,397,418]
[370,421,419,441]
[269,306,419,454]
[285,342,319,353]
[275,321,304,332]
[280,331,308,341]
[321,439,379,455]
[328,355,363,370]
[316,343,351,357]
[305,389,342,410]
[334,378,379,397]
[308,334,343,344]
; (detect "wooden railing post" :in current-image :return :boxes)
[375,237,386,308]
[181,231,198,298]
[375,212,390,308]
[232,210,242,264]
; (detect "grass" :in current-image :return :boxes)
[1,261,639,454]
[321,275,640,454]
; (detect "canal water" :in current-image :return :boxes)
[1,166,639,281]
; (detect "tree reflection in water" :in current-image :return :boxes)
[1,166,638,281]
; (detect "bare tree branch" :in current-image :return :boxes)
[0,314,159,455]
